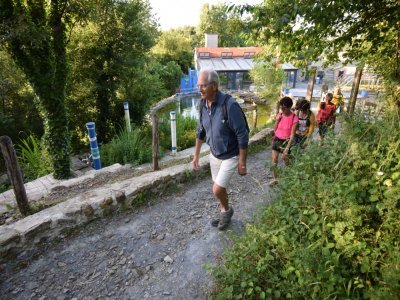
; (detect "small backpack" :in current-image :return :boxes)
[317,104,335,125]
[199,94,250,133]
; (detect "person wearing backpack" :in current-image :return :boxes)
[332,86,344,114]
[192,68,249,230]
[316,92,336,142]
[293,100,315,151]
[270,97,299,186]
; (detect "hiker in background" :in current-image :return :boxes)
[294,97,303,113]
[320,83,329,103]
[316,92,336,142]
[269,96,299,186]
[332,86,344,114]
[293,100,315,151]
[192,68,249,230]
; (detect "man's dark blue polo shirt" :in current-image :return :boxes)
[196,91,249,159]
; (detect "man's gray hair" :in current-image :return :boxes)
[199,67,219,86]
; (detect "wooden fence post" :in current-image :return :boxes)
[347,67,363,115]
[306,67,317,101]
[151,113,160,171]
[252,102,257,129]
[0,136,30,215]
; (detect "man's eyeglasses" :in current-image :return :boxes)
[197,83,210,90]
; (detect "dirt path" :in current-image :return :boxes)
[0,149,274,300]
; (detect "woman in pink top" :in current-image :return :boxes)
[270,97,299,185]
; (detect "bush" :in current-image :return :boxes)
[159,113,197,152]
[17,134,52,181]
[101,127,152,167]
[213,112,400,299]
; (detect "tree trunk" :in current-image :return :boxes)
[1,0,71,179]
[347,67,363,115]
[306,67,317,101]
[0,136,30,215]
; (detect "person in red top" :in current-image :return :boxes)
[316,92,336,142]
[270,97,299,185]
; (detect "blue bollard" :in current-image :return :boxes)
[85,122,102,170]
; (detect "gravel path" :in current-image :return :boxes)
[0,149,274,300]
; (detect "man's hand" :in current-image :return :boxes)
[238,161,247,176]
[192,156,200,172]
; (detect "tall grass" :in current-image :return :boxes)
[101,114,197,167]
[101,127,152,167]
[18,134,52,180]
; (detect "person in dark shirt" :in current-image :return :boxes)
[192,68,249,230]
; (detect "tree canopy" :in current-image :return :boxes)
[0,0,183,176]
[0,0,74,178]
[151,28,194,72]
[232,0,400,83]
[198,3,252,47]
[68,0,158,144]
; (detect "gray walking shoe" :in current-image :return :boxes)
[217,207,234,230]
[211,219,220,227]
[211,207,234,228]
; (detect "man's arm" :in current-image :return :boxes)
[228,102,249,149]
[237,148,247,176]
[192,138,203,171]
[228,102,249,175]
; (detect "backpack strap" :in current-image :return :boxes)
[222,94,250,133]
[201,94,250,133]
[199,95,229,130]
[292,113,295,124]
[274,113,283,132]
[221,94,231,123]
[306,110,311,126]
[199,98,205,131]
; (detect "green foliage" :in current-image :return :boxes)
[250,59,285,101]
[0,0,72,179]
[101,127,152,167]
[0,183,8,193]
[233,0,400,84]
[149,60,183,95]
[151,29,194,72]
[121,71,169,127]
[0,50,43,143]
[67,0,158,144]
[17,134,52,181]
[197,3,253,47]
[173,25,203,49]
[213,111,400,298]
[158,113,197,152]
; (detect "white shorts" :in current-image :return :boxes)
[209,153,238,188]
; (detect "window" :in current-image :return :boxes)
[221,52,233,58]
[244,52,255,58]
[198,52,210,58]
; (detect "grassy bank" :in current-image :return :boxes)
[212,111,400,299]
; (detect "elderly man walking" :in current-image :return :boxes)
[192,68,249,230]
